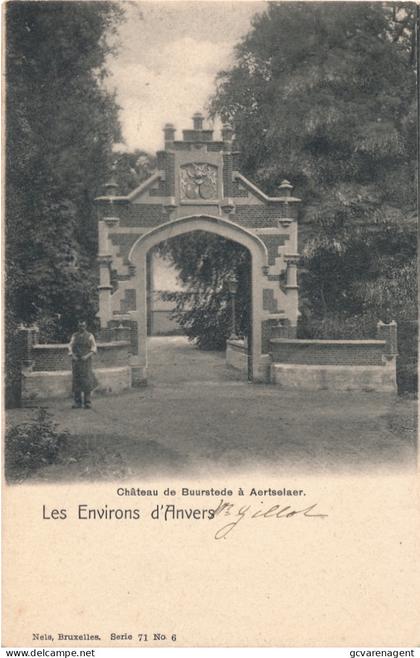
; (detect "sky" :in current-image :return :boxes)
[106,1,266,153]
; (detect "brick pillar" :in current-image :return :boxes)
[125,320,138,355]
[98,254,113,328]
[157,150,166,171]
[377,321,398,357]
[223,152,233,198]
[222,124,234,213]
[97,216,119,328]
[192,112,204,130]
[19,326,39,369]
[97,218,112,328]
[163,123,176,148]
[164,151,176,211]
[284,256,299,335]
[165,151,175,196]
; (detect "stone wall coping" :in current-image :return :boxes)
[32,344,68,349]
[33,341,131,349]
[95,172,162,204]
[234,173,301,203]
[271,363,391,371]
[270,338,386,346]
[24,366,131,376]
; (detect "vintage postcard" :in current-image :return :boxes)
[2,0,419,650]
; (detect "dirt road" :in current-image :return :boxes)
[7,337,417,481]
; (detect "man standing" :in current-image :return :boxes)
[68,320,97,409]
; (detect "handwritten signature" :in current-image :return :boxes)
[212,499,328,539]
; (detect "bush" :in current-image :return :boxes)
[158,232,251,350]
[162,289,249,351]
[297,311,376,340]
[5,316,22,409]
[397,320,418,395]
[5,407,69,482]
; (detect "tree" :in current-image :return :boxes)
[207,2,416,389]
[6,1,123,338]
[112,150,157,195]
[210,2,416,216]
[299,214,417,331]
[5,1,124,405]
[158,233,251,350]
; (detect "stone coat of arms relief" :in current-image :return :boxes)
[180,163,218,200]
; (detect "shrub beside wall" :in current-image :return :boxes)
[5,407,69,482]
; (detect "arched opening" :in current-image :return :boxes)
[128,215,268,383]
[146,232,252,383]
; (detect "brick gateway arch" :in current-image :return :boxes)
[93,112,396,392]
[128,214,268,382]
[17,112,397,403]
[95,113,301,385]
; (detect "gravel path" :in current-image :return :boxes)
[7,337,417,481]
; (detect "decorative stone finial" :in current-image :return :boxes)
[278,179,293,197]
[192,112,204,130]
[104,176,119,196]
[163,123,176,144]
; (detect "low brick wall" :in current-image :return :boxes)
[22,367,132,403]
[32,342,131,372]
[270,363,396,392]
[269,329,397,393]
[270,339,386,366]
[18,328,133,403]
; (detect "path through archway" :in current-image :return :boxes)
[127,214,268,384]
[145,229,252,385]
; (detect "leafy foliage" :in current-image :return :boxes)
[5,2,124,405]
[300,215,417,324]
[209,1,416,241]
[158,233,251,349]
[112,149,157,195]
[6,2,124,341]
[210,3,415,209]
[5,408,70,482]
[208,2,417,390]
[298,214,417,393]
